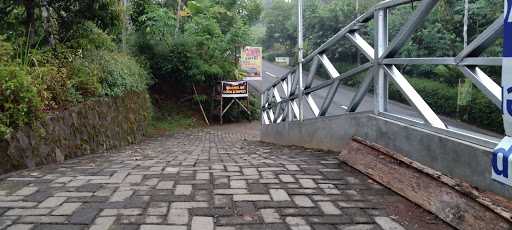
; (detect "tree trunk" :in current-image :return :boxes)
[41,0,55,47]
[175,0,182,36]
[23,0,36,45]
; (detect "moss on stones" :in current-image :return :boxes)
[0,91,151,174]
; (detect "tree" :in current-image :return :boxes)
[129,0,262,118]
[0,0,123,46]
[262,0,295,52]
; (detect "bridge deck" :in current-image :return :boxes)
[0,123,450,230]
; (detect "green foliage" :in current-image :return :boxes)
[139,6,176,45]
[129,0,156,30]
[93,51,151,97]
[31,66,74,109]
[388,77,502,133]
[238,0,264,25]
[0,66,42,138]
[149,113,198,134]
[263,0,378,59]
[66,21,116,52]
[468,91,503,133]
[262,0,503,81]
[131,2,245,84]
[127,0,262,123]
[260,0,504,133]
[0,17,150,139]
[262,0,295,54]
[432,65,465,86]
[0,37,14,64]
[148,103,200,136]
[51,0,124,37]
[182,14,233,82]
[131,0,261,82]
[69,57,102,99]
[222,94,260,122]
[0,0,124,47]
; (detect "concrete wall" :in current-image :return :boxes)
[261,112,512,199]
[0,91,151,175]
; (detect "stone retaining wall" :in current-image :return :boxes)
[0,91,151,174]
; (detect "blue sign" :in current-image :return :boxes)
[506,0,512,57]
[502,0,512,135]
[492,137,512,186]
[495,0,512,186]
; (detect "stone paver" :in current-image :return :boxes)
[0,123,450,229]
[191,216,214,230]
[167,208,188,224]
[51,203,82,215]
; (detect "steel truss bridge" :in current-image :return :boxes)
[260,0,504,148]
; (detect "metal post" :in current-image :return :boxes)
[356,0,361,66]
[298,0,304,121]
[122,0,129,52]
[220,96,223,125]
[374,8,389,114]
[261,93,264,125]
[288,75,293,121]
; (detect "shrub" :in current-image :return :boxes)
[467,91,503,133]
[388,77,502,133]
[66,21,116,52]
[31,67,74,109]
[91,51,151,97]
[69,57,102,98]
[389,78,458,117]
[0,66,42,138]
[0,37,13,64]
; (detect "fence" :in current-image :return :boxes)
[260,0,504,148]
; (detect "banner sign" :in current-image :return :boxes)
[222,81,248,98]
[492,137,512,186]
[493,0,512,186]
[503,0,512,135]
[241,47,262,80]
[275,57,290,65]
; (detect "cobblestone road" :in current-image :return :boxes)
[0,123,451,230]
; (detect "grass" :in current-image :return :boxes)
[146,93,261,136]
[147,103,202,136]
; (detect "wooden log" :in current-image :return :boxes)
[339,138,512,230]
[352,137,512,222]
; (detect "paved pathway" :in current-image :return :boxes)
[0,123,450,230]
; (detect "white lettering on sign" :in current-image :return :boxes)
[492,137,512,186]
[495,0,512,186]
[503,0,512,136]
[507,0,512,22]
[503,59,512,135]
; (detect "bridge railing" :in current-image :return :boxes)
[260,0,504,147]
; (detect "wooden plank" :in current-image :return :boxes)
[338,138,512,230]
[352,137,512,222]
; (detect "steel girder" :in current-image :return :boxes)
[260,0,503,142]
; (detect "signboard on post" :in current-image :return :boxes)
[220,81,250,125]
[241,47,262,80]
[492,136,512,186]
[222,81,248,98]
[493,0,512,186]
[275,57,290,66]
[503,0,512,135]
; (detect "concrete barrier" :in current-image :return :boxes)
[260,112,512,199]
